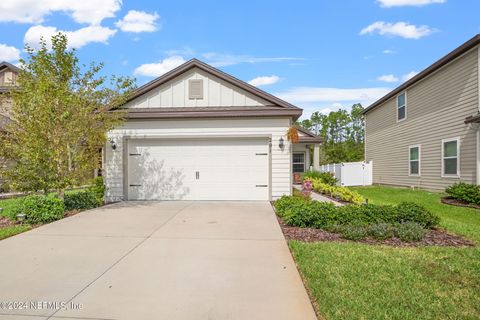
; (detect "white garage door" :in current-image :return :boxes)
[127,138,270,200]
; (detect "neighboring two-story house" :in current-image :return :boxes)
[363,34,480,190]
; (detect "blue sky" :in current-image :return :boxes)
[0,0,479,118]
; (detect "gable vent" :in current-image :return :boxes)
[188,79,203,99]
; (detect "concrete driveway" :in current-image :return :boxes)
[0,201,317,320]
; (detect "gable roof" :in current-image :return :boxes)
[123,59,302,120]
[362,34,480,115]
[0,61,20,73]
[294,125,323,143]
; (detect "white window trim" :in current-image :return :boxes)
[396,91,407,122]
[409,144,421,176]
[293,152,306,173]
[441,137,460,178]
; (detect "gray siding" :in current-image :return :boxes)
[365,47,479,190]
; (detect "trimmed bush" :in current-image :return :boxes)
[394,222,427,242]
[368,223,396,240]
[64,190,99,211]
[274,196,439,237]
[445,182,480,205]
[13,194,65,224]
[338,223,369,240]
[395,202,440,228]
[303,171,338,186]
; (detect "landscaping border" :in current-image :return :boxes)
[441,197,480,210]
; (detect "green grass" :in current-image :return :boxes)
[289,186,480,320]
[0,197,23,219]
[290,241,480,320]
[351,186,480,243]
[0,224,31,240]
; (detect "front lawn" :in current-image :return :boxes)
[287,186,480,320]
[350,186,480,243]
[0,225,32,240]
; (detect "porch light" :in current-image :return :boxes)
[109,139,117,151]
[279,137,285,149]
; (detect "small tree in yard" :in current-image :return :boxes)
[0,33,135,197]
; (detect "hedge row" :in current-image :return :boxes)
[11,177,105,224]
[274,196,439,241]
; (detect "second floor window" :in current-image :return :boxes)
[397,92,406,121]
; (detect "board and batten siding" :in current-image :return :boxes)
[104,118,292,202]
[365,47,479,190]
[124,67,268,109]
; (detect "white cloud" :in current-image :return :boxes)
[383,49,396,54]
[24,25,117,50]
[248,75,280,87]
[276,87,391,120]
[0,44,21,62]
[134,56,186,77]
[402,71,418,81]
[116,10,160,33]
[377,74,399,83]
[0,0,121,25]
[377,0,445,7]
[202,53,303,67]
[360,21,435,39]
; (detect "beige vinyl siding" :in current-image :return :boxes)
[104,118,292,201]
[124,67,268,109]
[365,47,479,190]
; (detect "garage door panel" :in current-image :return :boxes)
[127,138,269,200]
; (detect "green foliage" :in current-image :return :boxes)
[0,33,135,193]
[312,179,365,204]
[88,176,105,205]
[64,189,99,211]
[445,182,480,205]
[367,222,395,240]
[274,196,438,242]
[337,223,369,240]
[394,222,427,242]
[297,103,365,164]
[303,171,337,186]
[395,202,440,228]
[12,194,65,224]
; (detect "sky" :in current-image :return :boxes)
[0,0,479,119]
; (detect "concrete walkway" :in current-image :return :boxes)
[0,201,317,320]
[293,184,343,206]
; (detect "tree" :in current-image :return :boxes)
[297,103,365,164]
[0,33,135,196]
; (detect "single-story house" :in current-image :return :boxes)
[363,34,480,190]
[104,59,321,202]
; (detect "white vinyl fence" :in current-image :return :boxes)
[319,161,372,187]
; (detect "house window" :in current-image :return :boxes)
[397,92,406,121]
[442,138,460,177]
[293,152,306,173]
[409,145,420,176]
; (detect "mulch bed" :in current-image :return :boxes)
[277,216,475,248]
[0,216,15,228]
[441,197,480,210]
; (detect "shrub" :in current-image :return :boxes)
[88,176,105,205]
[303,171,338,186]
[64,190,99,211]
[274,196,439,236]
[368,223,396,240]
[395,202,439,228]
[338,223,369,240]
[311,180,365,205]
[13,194,65,224]
[445,182,480,205]
[394,222,427,242]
